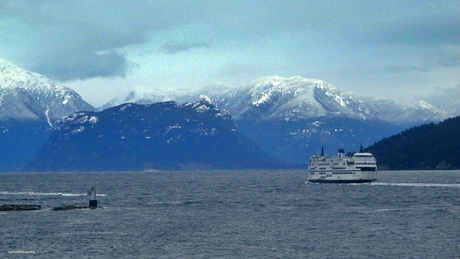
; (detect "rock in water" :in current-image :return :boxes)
[52,205,86,211]
[0,204,41,211]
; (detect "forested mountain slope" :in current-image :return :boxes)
[365,116,460,170]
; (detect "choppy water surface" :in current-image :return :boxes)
[1,170,459,258]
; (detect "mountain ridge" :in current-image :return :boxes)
[1,58,457,170]
[98,75,453,163]
[25,99,288,171]
[101,76,452,128]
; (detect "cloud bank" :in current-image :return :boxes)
[0,0,459,107]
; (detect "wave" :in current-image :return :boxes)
[371,182,460,188]
[0,191,107,197]
[374,208,402,212]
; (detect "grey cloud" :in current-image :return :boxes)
[0,0,197,81]
[339,64,431,77]
[380,65,430,74]
[437,84,460,99]
[438,47,460,67]
[439,55,460,67]
[2,0,459,83]
[162,42,210,54]
[215,63,260,78]
[363,13,460,46]
[423,84,460,110]
[33,50,131,81]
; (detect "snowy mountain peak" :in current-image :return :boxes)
[240,75,357,118]
[313,80,338,92]
[253,76,315,87]
[198,95,213,105]
[0,59,96,125]
[416,100,436,110]
[99,86,197,110]
[0,59,54,90]
[187,95,215,113]
[249,76,312,107]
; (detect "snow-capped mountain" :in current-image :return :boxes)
[1,55,454,169]
[0,58,97,171]
[99,84,233,111]
[98,87,196,110]
[211,76,451,128]
[356,97,450,127]
[214,76,452,162]
[212,76,368,121]
[101,75,452,128]
[98,76,453,163]
[0,58,96,126]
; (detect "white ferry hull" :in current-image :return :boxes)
[309,179,375,183]
[308,171,377,183]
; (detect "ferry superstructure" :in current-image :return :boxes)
[308,147,377,183]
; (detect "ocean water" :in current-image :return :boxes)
[1,170,459,258]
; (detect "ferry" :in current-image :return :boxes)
[308,146,377,183]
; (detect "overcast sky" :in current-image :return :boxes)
[1,0,459,107]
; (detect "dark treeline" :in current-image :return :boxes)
[365,116,460,170]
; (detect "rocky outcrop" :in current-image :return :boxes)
[0,204,41,211]
[52,205,86,211]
